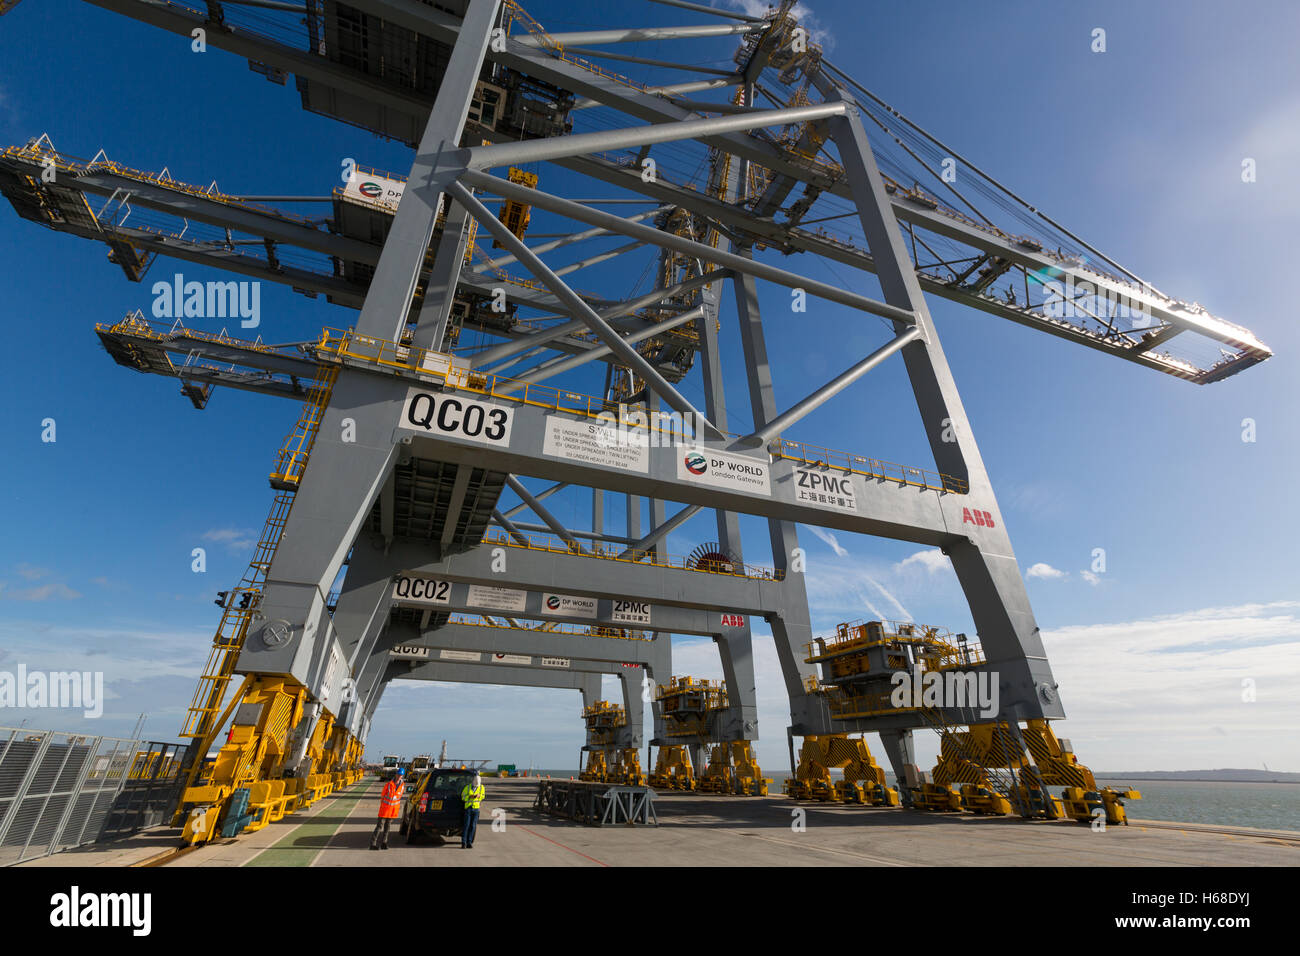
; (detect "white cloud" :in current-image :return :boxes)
[803,524,846,558]
[713,0,832,48]
[1025,562,1067,580]
[862,572,910,621]
[896,549,949,574]
[1080,570,1101,586]
[798,531,914,620]
[202,528,257,553]
[1041,601,1300,770]
[801,550,913,623]
[0,582,81,601]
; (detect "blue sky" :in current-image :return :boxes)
[0,0,1296,773]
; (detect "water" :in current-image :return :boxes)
[1097,779,1300,832]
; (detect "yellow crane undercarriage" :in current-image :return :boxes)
[581,748,647,787]
[795,618,1140,825]
[914,719,1140,825]
[177,676,365,845]
[698,741,771,796]
[786,735,900,806]
[790,724,1139,825]
[579,700,646,786]
[648,745,696,791]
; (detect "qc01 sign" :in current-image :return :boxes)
[401,387,513,446]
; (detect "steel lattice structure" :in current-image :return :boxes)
[0,0,1272,825]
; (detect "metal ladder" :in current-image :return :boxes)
[175,364,339,786]
[917,706,1030,816]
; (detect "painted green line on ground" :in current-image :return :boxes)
[244,783,372,867]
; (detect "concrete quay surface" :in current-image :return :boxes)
[18,776,1297,868]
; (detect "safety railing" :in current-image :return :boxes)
[582,701,627,727]
[772,437,967,494]
[822,686,915,719]
[97,310,305,358]
[468,241,600,299]
[659,716,711,738]
[268,364,339,488]
[504,0,648,93]
[807,619,951,658]
[481,527,782,582]
[805,620,986,672]
[315,327,967,497]
[1,141,318,226]
[655,676,728,712]
[0,729,184,866]
[447,614,649,641]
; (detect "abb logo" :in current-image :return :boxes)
[720,614,746,627]
[962,508,996,528]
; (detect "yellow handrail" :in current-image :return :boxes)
[312,327,969,497]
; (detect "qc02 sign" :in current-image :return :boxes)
[392,575,451,605]
[401,387,514,446]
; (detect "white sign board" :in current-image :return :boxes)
[392,575,451,605]
[466,585,528,613]
[611,599,652,625]
[400,388,514,446]
[491,652,531,665]
[540,657,571,668]
[541,593,598,618]
[439,649,481,663]
[677,447,771,495]
[542,416,649,473]
[391,644,431,661]
[792,465,858,514]
[343,170,406,212]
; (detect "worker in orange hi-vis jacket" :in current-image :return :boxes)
[370,768,405,850]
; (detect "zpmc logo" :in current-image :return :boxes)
[962,507,996,528]
[684,453,708,475]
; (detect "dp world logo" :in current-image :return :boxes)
[684,453,708,476]
[546,596,561,610]
[359,181,383,198]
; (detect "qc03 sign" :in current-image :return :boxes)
[401,387,514,446]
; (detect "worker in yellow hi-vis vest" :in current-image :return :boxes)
[460,772,485,849]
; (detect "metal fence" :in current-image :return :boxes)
[0,726,185,866]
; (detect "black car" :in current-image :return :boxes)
[400,769,477,843]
